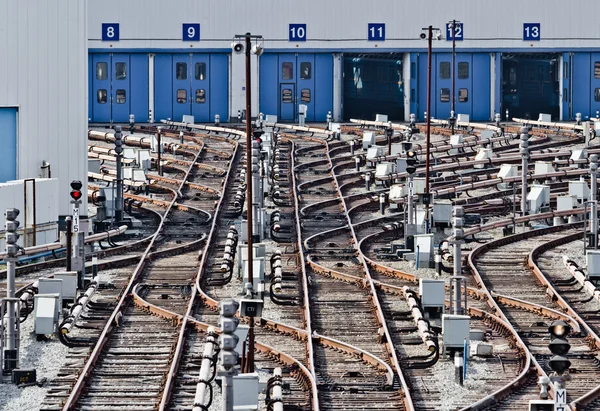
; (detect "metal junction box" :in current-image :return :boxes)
[34,294,60,335]
[442,314,470,349]
[538,113,552,122]
[375,163,394,180]
[419,279,445,309]
[457,114,469,123]
[570,149,587,168]
[38,279,63,318]
[534,161,554,176]
[557,195,578,212]
[362,132,376,149]
[433,201,452,226]
[569,180,589,200]
[527,184,550,214]
[375,114,388,123]
[53,271,77,301]
[474,148,492,169]
[366,146,385,161]
[414,234,434,265]
[233,373,260,408]
[587,250,600,279]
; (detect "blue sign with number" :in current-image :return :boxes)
[368,23,385,41]
[182,24,200,41]
[523,23,540,41]
[101,23,119,41]
[446,22,463,41]
[289,24,307,42]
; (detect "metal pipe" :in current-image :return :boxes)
[244,32,255,374]
[590,154,598,248]
[66,217,72,272]
[269,367,284,411]
[60,279,99,334]
[425,25,433,195]
[451,19,456,135]
[402,287,437,351]
[192,327,218,411]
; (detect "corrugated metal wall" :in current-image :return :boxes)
[88,0,598,51]
[0,0,88,216]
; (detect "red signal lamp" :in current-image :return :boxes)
[70,189,83,201]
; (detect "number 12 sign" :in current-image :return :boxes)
[523,23,540,41]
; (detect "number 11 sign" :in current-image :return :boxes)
[368,23,385,41]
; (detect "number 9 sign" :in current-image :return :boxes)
[183,24,200,41]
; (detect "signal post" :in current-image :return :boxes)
[69,181,85,289]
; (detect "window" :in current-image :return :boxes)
[97,89,107,104]
[195,89,206,104]
[301,88,310,103]
[195,63,206,80]
[115,63,127,80]
[96,63,108,80]
[564,62,569,79]
[509,67,517,86]
[458,88,468,102]
[440,62,450,79]
[176,62,188,80]
[595,62,600,79]
[564,88,568,103]
[440,88,450,102]
[595,88,600,102]
[410,62,416,78]
[410,88,416,103]
[116,89,126,104]
[300,62,311,80]
[458,62,469,79]
[177,89,187,103]
[282,88,293,103]
[282,62,293,80]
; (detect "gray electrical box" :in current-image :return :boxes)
[419,279,445,309]
[414,234,434,265]
[569,180,589,200]
[238,243,266,278]
[442,314,470,350]
[557,195,578,212]
[587,250,600,279]
[433,201,453,226]
[38,279,63,318]
[362,132,376,149]
[233,373,260,409]
[34,294,60,335]
[367,146,385,161]
[375,114,388,122]
[54,272,78,301]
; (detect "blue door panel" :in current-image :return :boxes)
[209,54,229,122]
[572,53,591,118]
[0,108,17,182]
[417,53,432,121]
[130,54,149,122]
[409,53,418,118]
[191,54,210,122]
[173,54,191,122]
[591,53,600,117]
[314,54,333,121]
[562,53,571,120]
[435,53,452,119]
[88,54,93,121]
[472,54,490,121]
[111,54,131,122]
[495,53,502,119]
[296,54,315,121]
[259,54,279,119]
[280,83,295,121]
[91,53,112,122]
[154,54,173,122]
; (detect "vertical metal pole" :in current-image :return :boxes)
[590,154,598,248]
[6,258,16,355]
[407,175,414,226]
[157,130,163,176]
[66,217,72,272]
[244,32,255,374]
[222,373,234,411]
[520,129,530,218]
[425,26,433,195]
[451,20,456,135]
[115,128,124,222]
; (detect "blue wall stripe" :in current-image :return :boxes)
[0,108,17,182]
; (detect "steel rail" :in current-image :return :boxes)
[323,141,416,410]
[157,140,239,409]
[61,138,205,410]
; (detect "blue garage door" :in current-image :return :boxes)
[155,53,228,123]
[90,53,149,123]
[0,108,17,182]
[418,53,490,121]
[260,53,333,122]
[571,52,600,119]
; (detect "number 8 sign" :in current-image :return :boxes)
[102,23,120,41]
[183,24,200,41]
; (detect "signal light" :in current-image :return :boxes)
[406,150,418,175]
[548,320,572,375]
[70,189,82,201]
[70,180,83,191]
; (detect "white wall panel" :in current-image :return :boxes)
[88,0,600,51]
[0,0,87,217]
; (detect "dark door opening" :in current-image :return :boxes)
[343,54,404,121]
[502,53,560,121]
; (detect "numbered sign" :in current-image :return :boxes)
[101,23,120,41]
[289,24,307,42]
[182,23,200,41]
[368,23,385,41]
[523,23,540,41]
[446,22,463,41]
[72,207,80,233]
